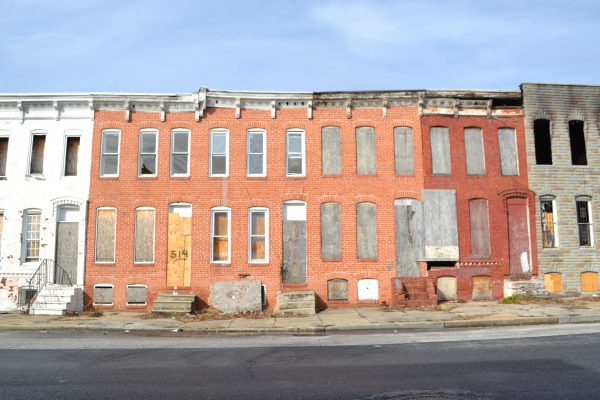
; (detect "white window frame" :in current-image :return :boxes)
[210,207,231,264]
[100,130,121,177]
[94,207,117,264]
[248,207,269,263]
[576,197,594,247]
[93,284,114,306]
[247,129,267,177]
[209,129,229,177]
[540,196,559,248]
[134,207,156,264]
[62,133,81,177]
[138,129,158,177]
[0,133,9,179]
[170,129,190,177]
[27,131,47,176]
[22,209,41,263]
[126,283,148,306]
[286,129,305,176]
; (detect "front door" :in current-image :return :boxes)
[167,203,192,288]
[395,199,419,277]
[282,202,306,284]
[55,206,79,284]
[507,198,532,276]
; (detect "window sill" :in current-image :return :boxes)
[211,262,231,266]
[26,174,45,180]
[137,175,158,180]
[209,176,229,180]
[286,175,306,179]
[134,262,155,265]
[99,175,120,179]
[94,262,116,265]
[249,261,269,265]
[170,175,190,179]
[247,176,268,180]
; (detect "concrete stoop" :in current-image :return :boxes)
[504,278,549,297]
[275,291,316,315]
[29,285,83,315]
[151,293,196,314]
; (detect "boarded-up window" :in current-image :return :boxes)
[100,130,120,176]
[211,208,230,263]
[581,272,599,292]
[247,129,266,176]
[394,127,414,175]
[569,120,587,165]
[472,275,492,300]
[320,202,341,259]
[210,129,228,176]
[469,199,490,257]
[249,208,268,262]
[126,284,147,305]
[541,197,558,248]
[171,129,190,176]
[322,126,341,175]
[0,137,8,177]
[437,276,457,301]
[356,127,376,175]
[534,119,552,165]
[544,273,562,293]
[29,134,45,175]
[356,202,377,259]
[498,128,518,176]
[93,284,114,305]
[576,197,593,247]
[95,208,116,263]
[430,127,450,175]
[64,137,79,176]
[464,128,485,175]
[327,278,348,300]
[134,208,155,263]
[286,130,305,176]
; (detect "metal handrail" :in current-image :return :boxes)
[25,259,73,310]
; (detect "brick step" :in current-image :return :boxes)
[397,299,437,308]
[406,293,431,300]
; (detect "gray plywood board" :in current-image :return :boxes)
[430,127,451,174]
[394,127,414,174]
[356,202,377,259]
[356,127,376,175]
[498,128,519,175]
[55,222,78,284]
[322,127,341,175]
[422,189,459,261]
[320,202,341,259]
[395,202,420,277]
[283,220,307,284]
[464,128,485,175]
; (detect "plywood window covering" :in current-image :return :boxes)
[126,284,147,305]
[328,278,348,300]
[320,202,341,259]
[64,137,80,176]
[170,129,190,176]
[95,208,116,263]
[93,284,114,305]
[0,137,8,177]
[211,208,230,263]
[321,126,341,175]
[534,119,552,165]
[498,128,518,176]
[100,130,120,176]
[540,197,558,248]
[581,272,599,292]
[394,126,414,175]
[210,129,228,176]
[576,197,593,247]
[430,126,451,175]
[356,126,376,175]
[356,202,377,259]
[469,199,490,257]
[464,127,485,175]
[29,134,45,175]
[286,129,305,176]
[544,273,562,293]
[134,208,155,263]
[23,210,41,262]
[249,208,268,262]
[247,129,266,176]
[138,130,157,176]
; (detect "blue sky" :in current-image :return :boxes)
[1,0,599,93]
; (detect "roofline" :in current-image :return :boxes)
[521,82,600,88]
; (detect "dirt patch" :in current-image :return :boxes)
[61,310,104,318]
[142,308,308,322]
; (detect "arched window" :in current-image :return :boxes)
[533,119,552,165]
[211,206,231,263]
[540,195,558,248]
[134,207,155,263]
[95,207,117,263]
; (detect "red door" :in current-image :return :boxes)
[507,198,532,276]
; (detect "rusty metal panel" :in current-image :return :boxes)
[321,126,341,175]
[464,128,485,175]
[134,209,155,263]
[356,126,376,175]
[394,127,414,174]
[55,222,78,284]
[395,200,419,277]
[320,202,341,259]
[422,189,458,261]
[327,278,348,300]
[430,127,450,174]
[283,220,307,284]
[356,202,377,259]
[95,209,116,263]
[472,275,492,300]
[498,128,518,176]
[507,198,531,275]
[469,199,490,257]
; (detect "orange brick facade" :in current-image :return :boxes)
[85,103,425,310]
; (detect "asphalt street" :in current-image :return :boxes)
[1,325,600,400]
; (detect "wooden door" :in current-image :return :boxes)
[167,205,192,288]
[507,198,532,276]
[55,222,78,284]
[282,203,306,284]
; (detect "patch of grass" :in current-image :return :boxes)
[500,294,524,304]
[63,310,103,318]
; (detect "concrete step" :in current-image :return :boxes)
[29,308,64,316]
[277,300,315,310]
[152,293,195,314]
[30,302,77,311]
[278,291,316,301]
[276,291,316,315]
[277,307,315,315]
[155,294,196,303]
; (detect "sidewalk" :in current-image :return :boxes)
[2,298,600,334]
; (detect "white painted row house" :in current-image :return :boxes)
[0,94,94,313]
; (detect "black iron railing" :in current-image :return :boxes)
[25,259,73,310]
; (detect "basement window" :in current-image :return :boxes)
[533,119,552,165]
[327,278,348,300]
[64,137,80,176]
[93,284,114,306]
[0,137,8,178]
[29,134,46,175]
[126,284,147,306]
[569,120,587,165]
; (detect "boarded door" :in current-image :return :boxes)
[507,198,531,276]
[437,276,457,301]
[581,272,599,292]
[544,273,562,293]
[167,204,192,288]
[395,199,419,277]
[55,206,79,284]
[472,276,492,300]
[283,202,306,284]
